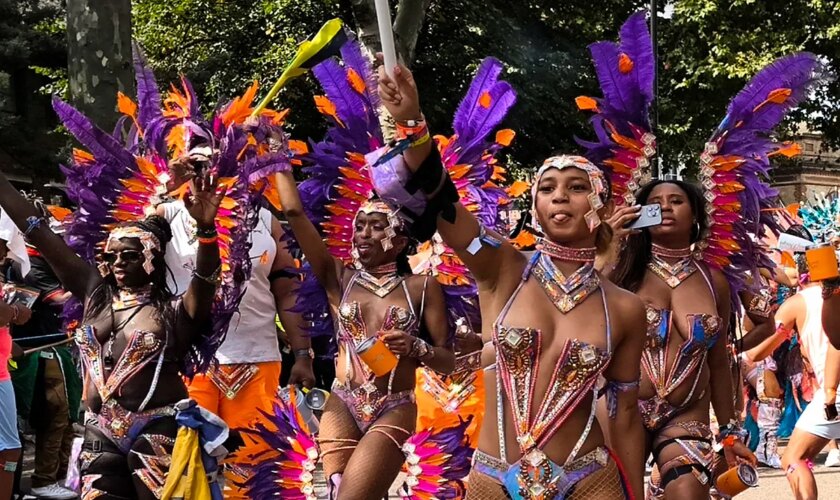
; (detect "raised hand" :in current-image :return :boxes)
[184,171,225,229]
[166,156,197,193]
[377,56,422,123]
[606,204,642,240]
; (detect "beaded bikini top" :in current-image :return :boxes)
[641,258,721,407]
[493,251,612,460]
[336,271,421,383]
[75,324,168,413]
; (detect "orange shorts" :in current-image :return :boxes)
[187,361,281,429]
[187,361,281,499]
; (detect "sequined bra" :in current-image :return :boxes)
[640,263,721,428]
[493,252,612,463]
[75,322,168,413]
[336,272,422,384]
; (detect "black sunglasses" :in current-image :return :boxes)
[101,250,144,265]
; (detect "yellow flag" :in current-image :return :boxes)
[252,18,347,115]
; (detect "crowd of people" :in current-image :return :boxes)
[0,9,839,500]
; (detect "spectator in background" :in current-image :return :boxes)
[0,213,32,500]
[4,208,80,500]
[0,213,31,499]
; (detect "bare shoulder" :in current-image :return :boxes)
[708,267,731,300]
[406,273,442,295]
[602,279,645,320]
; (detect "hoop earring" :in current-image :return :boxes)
[692,221,701,241]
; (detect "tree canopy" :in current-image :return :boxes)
[2,0,838,183]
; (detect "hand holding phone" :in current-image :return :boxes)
[625,203,663,230]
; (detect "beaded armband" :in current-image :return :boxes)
[409,337,435,362]
[717,419,748,445]
[193,265,222,286]
[453,350,482,374]
[748,288,773,318]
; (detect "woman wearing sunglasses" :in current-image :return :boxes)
[0,168,225,499]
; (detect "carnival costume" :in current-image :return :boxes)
[372,137,638,499]
[239,39,474,500]
[575,11,822,498]
[53,45,290,498]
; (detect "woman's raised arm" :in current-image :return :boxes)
[274,170,341,301]
[376,64,519,289]
[0,171,99,299]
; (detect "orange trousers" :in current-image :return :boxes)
[187,361,281,500]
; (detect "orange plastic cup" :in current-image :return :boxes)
[715,463,758,497]
[357,337,398,377]
[806,245,840,281]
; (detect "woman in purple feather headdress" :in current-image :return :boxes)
[0,167,225,499]
[373,57,649,497]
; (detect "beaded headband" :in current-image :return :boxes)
[531,155,608,233]
[106,226,161,275]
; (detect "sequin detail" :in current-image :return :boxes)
[94,401,175,454]
[530,254,600,314]
[75,325,164,404]
[647,255,698,288]
[639,306,720,430]
[495,326,610,452]
[207,363,259,399]
[132,434,175,498]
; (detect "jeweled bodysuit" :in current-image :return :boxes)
[467,251,631,500]
[639,248,722,498]
[75,291,180,500]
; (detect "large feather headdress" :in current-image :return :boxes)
[56,45,292,376]
[577,10,822,308]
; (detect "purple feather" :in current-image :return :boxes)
[339,41,381,120]
[452,58,504,134]
[619,11,655,106]
[52,98,136,167]
[132,42,163,131]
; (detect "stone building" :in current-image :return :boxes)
[773,128,840,203]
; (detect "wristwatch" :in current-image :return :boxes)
[293,348,315,360]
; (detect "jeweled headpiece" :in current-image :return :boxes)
[531,155,608,233]
[106,226,161,275]
[799,192,840,245]
[350,200,405,265]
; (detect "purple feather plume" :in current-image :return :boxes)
[132,42,162,131]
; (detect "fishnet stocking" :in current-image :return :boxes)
[464,469,510,499]
[333,403,416,499]
[318,395,363,477]
[567,459,628,499]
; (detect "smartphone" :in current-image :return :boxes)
[625,203,662,230]
[805,245,840,281]
[825,403,839,421]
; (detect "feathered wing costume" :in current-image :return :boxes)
[577,11,822,309]
[240,39,509,500]
[411,57,519,448]
[799,190,840,244]
[56,45,292,376]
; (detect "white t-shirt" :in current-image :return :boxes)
[162,202,280,364]
[799,286,836,390]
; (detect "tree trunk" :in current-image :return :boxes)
[349,0,431,67]
[393,0,432,66]
[65,0,134,131]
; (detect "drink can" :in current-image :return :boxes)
[356,336,398,377]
